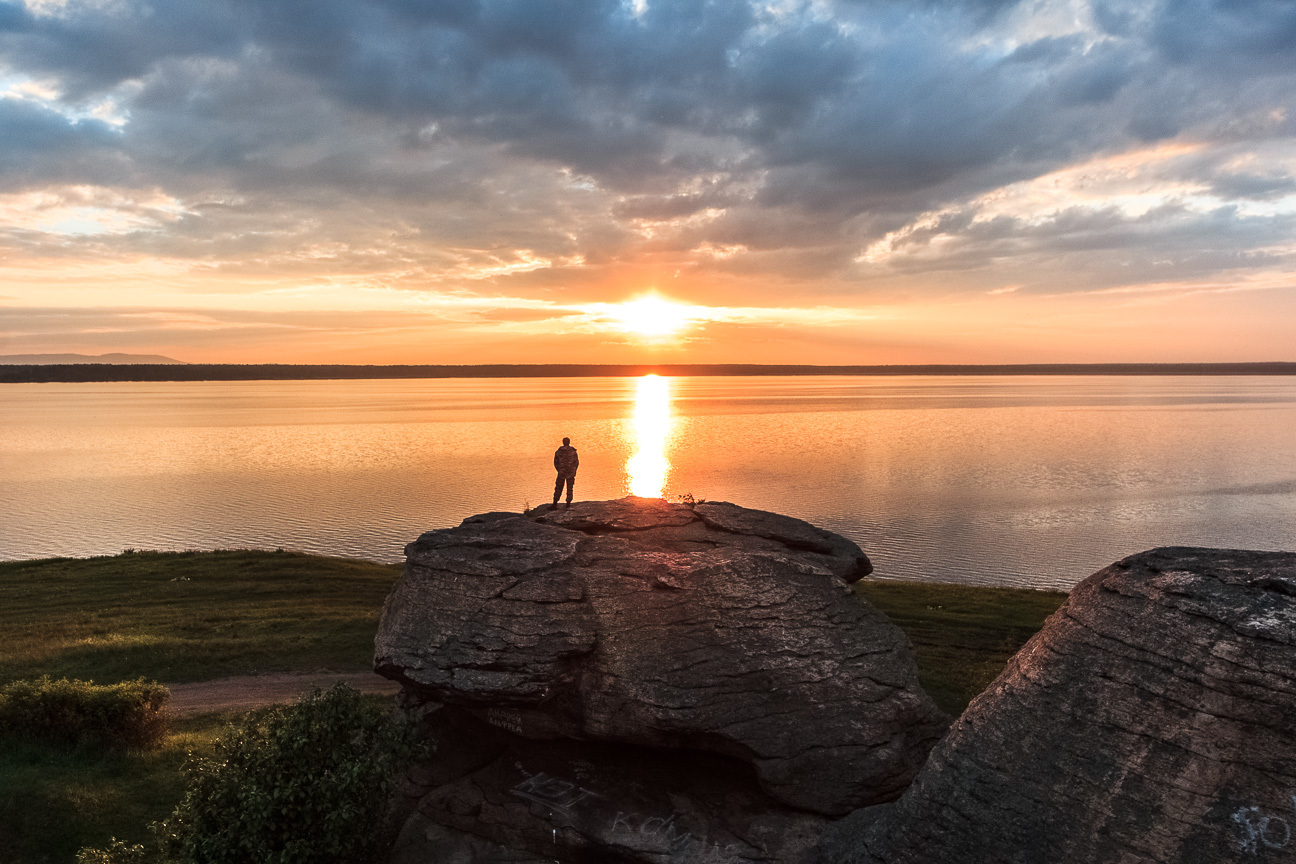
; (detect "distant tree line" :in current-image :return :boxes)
[2,362,1295,383]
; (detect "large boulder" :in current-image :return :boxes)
[820,547,1296,864]
[389,706,830,864]
[375,497,947,818]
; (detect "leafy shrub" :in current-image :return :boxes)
[75,839,151,864]
[157,683,425,864]
[0,677,169,749]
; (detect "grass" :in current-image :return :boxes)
[0,548,1066,710]
[0,711,228,864]
[0,695,397,864]
[0,550,401,686]
[0,551,1062,715]
[0,549,1067,863]
[857,579,1068,716]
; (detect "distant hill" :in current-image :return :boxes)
[0,353,185,365]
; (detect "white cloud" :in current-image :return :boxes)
[0,185,190,236]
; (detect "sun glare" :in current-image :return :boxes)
[627,374,674,497]
[610,295,694,338]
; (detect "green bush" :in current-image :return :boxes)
[75,839,152,864]
[155,683,425,864]
[0,677,169,749]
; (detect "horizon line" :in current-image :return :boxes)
[4,361,1296,383]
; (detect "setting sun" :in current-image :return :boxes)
[609,296,696,339]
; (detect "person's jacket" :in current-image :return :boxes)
[554,445,579,476]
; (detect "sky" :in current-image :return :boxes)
[1,0,1295,364]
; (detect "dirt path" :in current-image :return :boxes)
[166,671,400,717]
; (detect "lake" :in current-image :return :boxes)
[2,375,1294,590]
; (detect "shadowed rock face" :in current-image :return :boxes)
[820,547,1296,864]
[389,706,830,864]
[375,497,945,819]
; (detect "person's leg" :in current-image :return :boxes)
[553,474,564,506]
[564,475,575,504]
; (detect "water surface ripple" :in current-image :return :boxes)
[2,376,1293,590]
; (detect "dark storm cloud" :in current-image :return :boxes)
[1,0,1294,296]
[1146,0,1296,73]
[0,94,108,151]
[866,201,1296,294]
[0,1,31,31]
[0,0,243,98]
[1209,172,1296,201]
[0,96,122,185]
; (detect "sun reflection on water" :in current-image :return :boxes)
[627,375,673,498]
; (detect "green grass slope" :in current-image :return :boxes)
[0,550,401,686]
[857,580,1067,716]
[0,550,1066,706]
[0,713,223,864]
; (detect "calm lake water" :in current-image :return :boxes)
[2,376,1294,590]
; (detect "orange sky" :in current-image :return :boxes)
[2,1,1295,363]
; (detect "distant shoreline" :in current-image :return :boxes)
[3,362,1296,383]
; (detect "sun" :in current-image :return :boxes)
[609,295,695,338]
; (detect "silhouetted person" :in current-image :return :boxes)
[553,437,579,507]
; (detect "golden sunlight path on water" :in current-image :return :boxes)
[626,374,674,498]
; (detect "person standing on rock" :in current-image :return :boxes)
[553,437,579,507]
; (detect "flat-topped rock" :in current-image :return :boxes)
[821,547,1296,864]
[694,501,869,563]
[536,496,701,531]
[531,497,873,582]
[375,497,942,816]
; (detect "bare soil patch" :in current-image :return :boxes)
[166,671,398,717]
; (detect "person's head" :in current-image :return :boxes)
[562,437,570,446]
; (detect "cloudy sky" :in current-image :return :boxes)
[2,0,1295,363]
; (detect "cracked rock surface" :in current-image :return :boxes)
[375,496,947,832]
[820,547,1296,864]
[389,706,829,864]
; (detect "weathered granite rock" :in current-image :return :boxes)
[391,705,829,864]
[392,816,553,864]
[821,547,1296,864]
[375,497,946,816]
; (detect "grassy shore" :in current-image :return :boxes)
[0,550,1067,710]
[856,580,1067,715]
[0,550,1067,863]
[0,550,401,686]
[0,712,225,864]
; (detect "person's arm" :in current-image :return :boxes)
[554,450,561,471]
